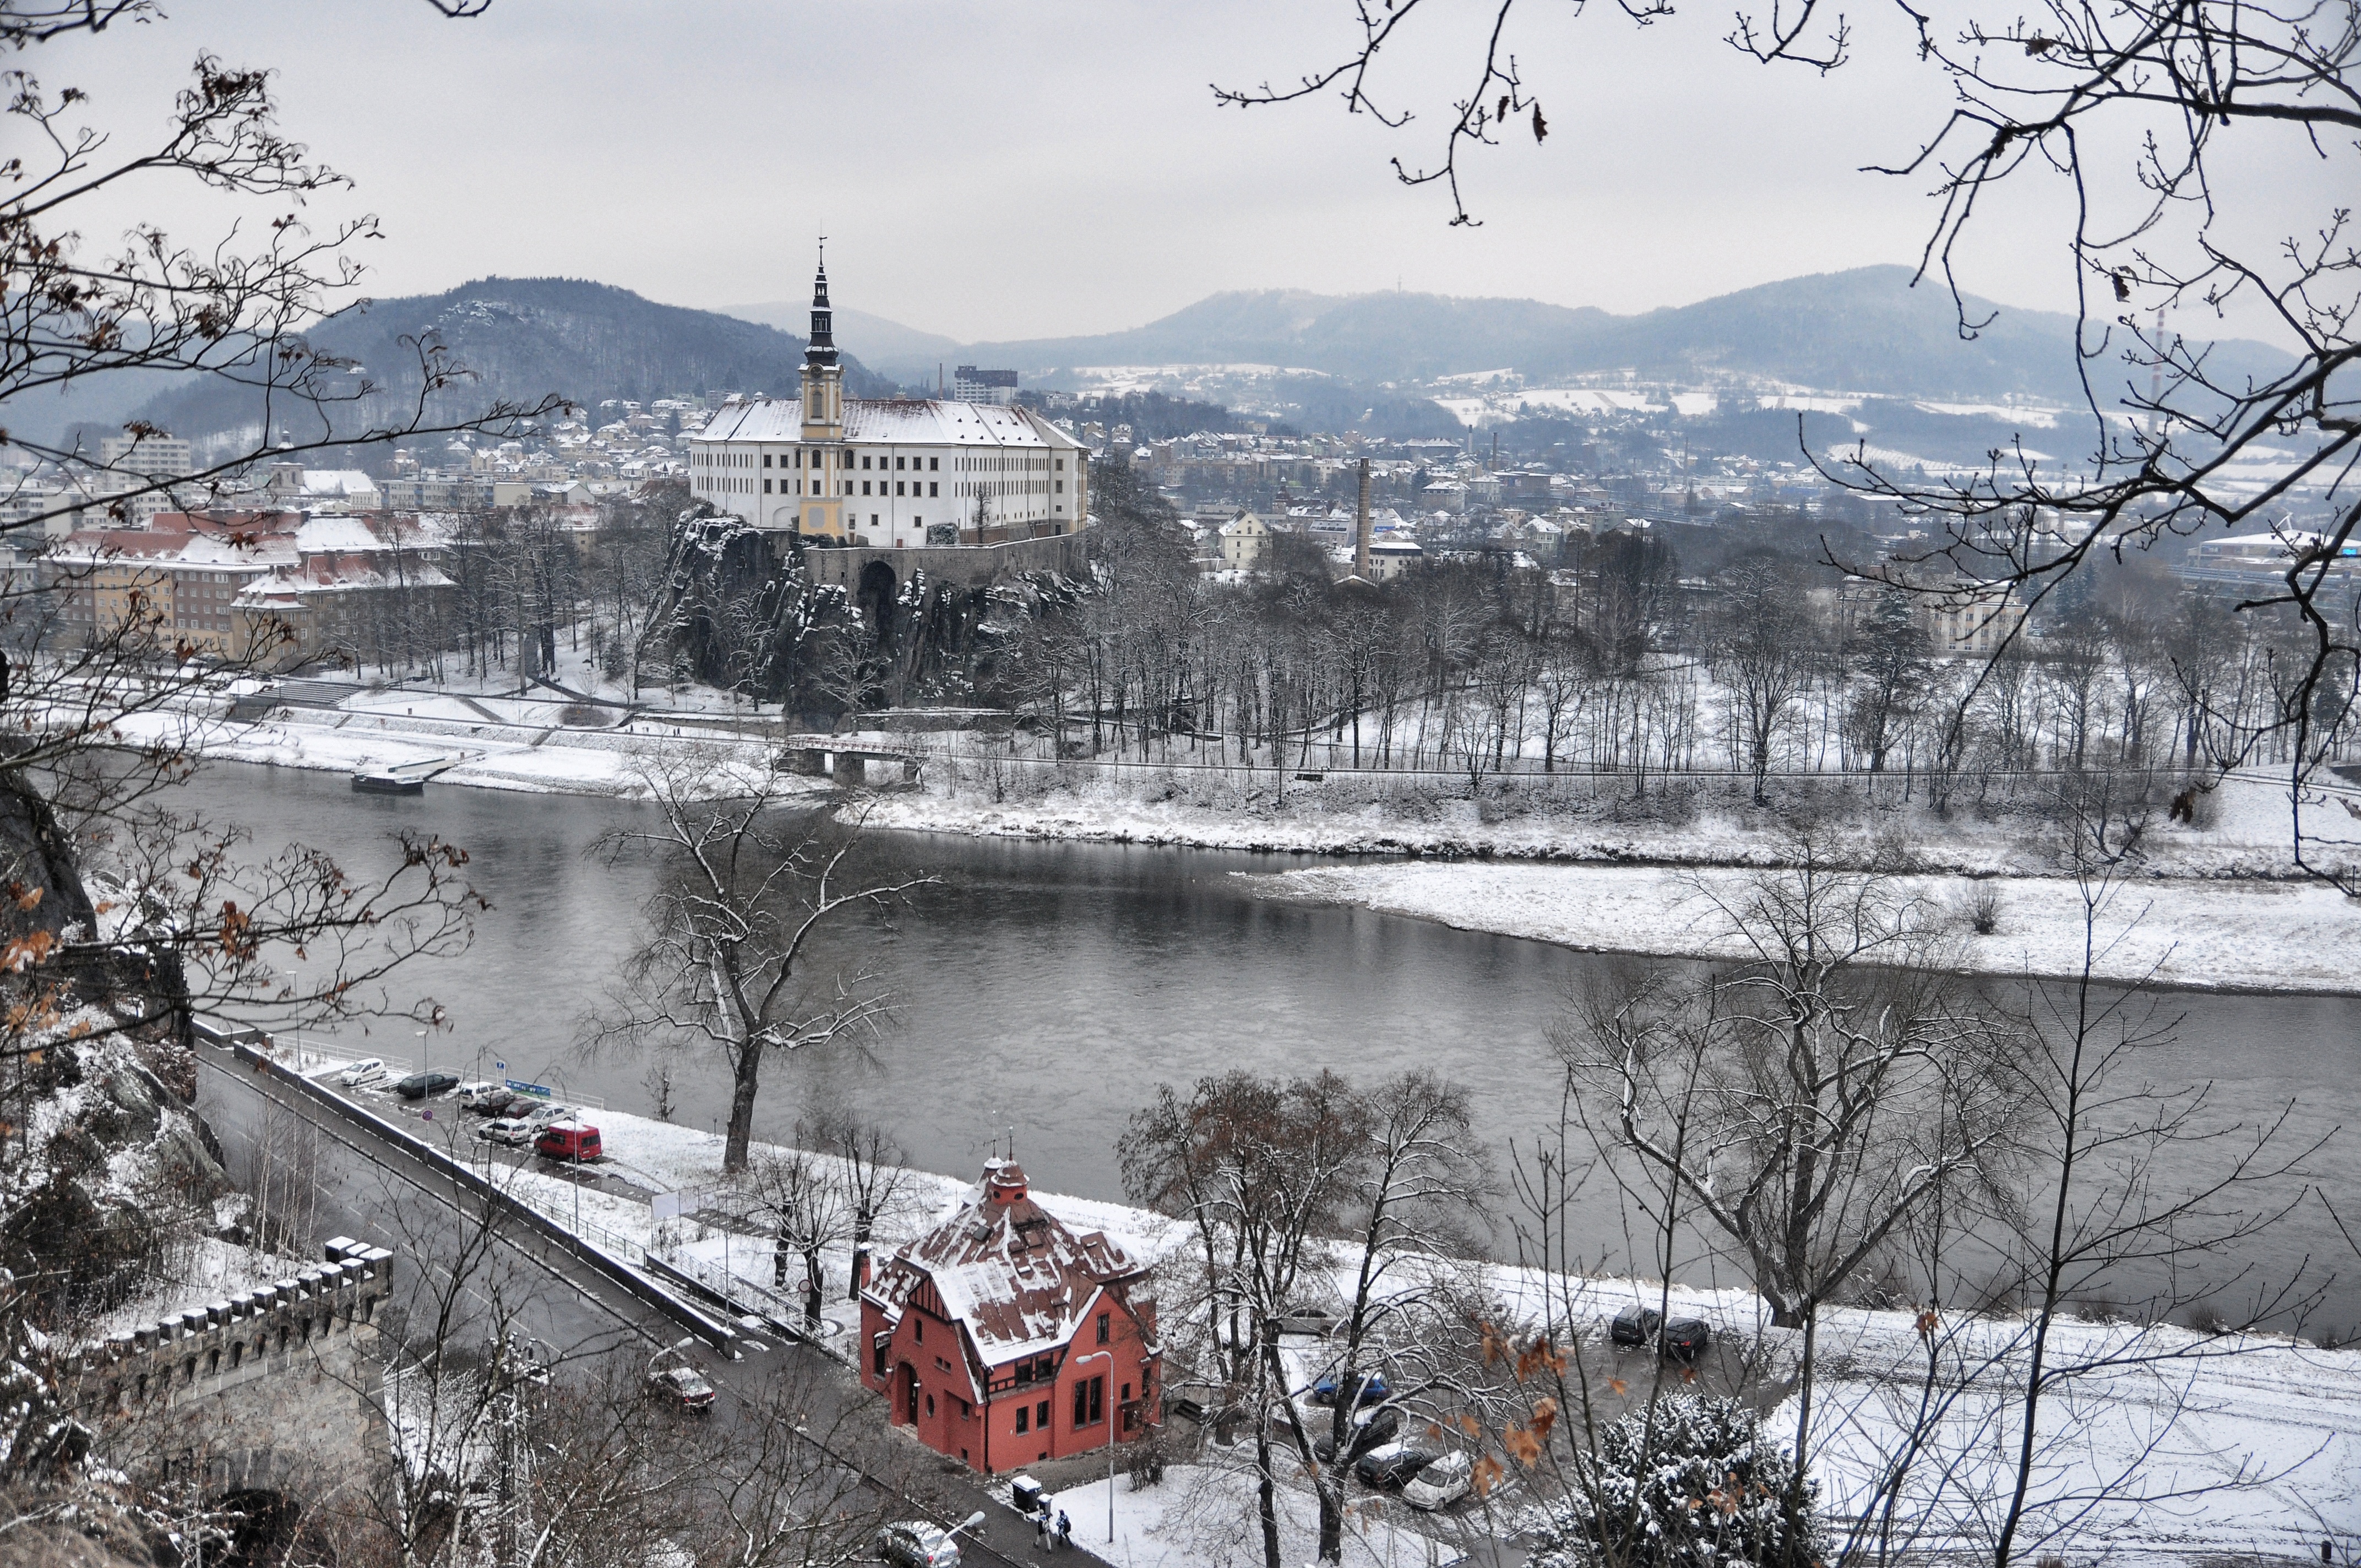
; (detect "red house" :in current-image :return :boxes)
[860,1159,1158,1473]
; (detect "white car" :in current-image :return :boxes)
[454,1081,504,1110]
[477,1117,537,1146]
[1401,1449,1472,1511]
[873,1522,961,1568]
[339,1058,387,1088]
[516,1101,574,1128]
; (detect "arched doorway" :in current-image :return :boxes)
[857,559,898,646]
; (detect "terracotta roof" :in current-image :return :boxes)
[866,1162,1146,1367]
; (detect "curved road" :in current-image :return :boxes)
[194,1044,1092,1568]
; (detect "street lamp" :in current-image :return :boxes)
[1073,1348,1116,1543]
[414,1027,428,1074]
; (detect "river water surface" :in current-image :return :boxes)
[173,760,2361,1334]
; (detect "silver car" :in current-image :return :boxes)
[477,1116,536,1146]
[873,1522,960,1568]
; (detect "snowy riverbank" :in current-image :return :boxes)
[138,682,2361,995]
[1252,858,2361,994]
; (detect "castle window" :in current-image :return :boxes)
[862,455,872,470]
[895,482,905,497]
[862,482,871,496]
[895,456,905,470]
[930,457,940,470]
[764,480,772,494]
[762,454,771,467]
[929,483,938,497]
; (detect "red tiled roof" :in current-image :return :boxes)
[866,1163,1146,1367]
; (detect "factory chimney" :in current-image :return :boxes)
[1354,459,1372,580]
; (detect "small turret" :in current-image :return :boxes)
[982,1159,1030,1205]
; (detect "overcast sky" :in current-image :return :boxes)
[44,1,2320,345]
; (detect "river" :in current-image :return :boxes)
[171,760,2361,1337]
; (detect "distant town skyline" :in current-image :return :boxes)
[45,0,2316,346]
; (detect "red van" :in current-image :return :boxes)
[535,1121,601,1162]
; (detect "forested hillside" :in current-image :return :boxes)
[125,277,896,462]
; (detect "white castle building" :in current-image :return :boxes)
[688,259,1087,549]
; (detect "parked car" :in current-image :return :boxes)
[1310,1371,1391,1408]
[646,1362,715,1414]
[1313,1406,1400,1464]
[518,1101,574,1128]
[1401,1449,1473,1511]
[872,1522,961,1568]
[395,1070,459,1099]
[1610,1305,1664,1348]
[1660,1318,1713,1364]
[1354,1439,1443,1489]
[477,1117,537,1146]
[535,1121,602,1162]
[455,1081,507,1112]
[338,1057,387,1089]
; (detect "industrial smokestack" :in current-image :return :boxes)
[1354,458,1372,580]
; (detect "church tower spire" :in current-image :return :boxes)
[806,243,838,370]
[797,241,845,538]
[799,244,844,438]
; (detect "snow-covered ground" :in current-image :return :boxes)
[320,1085,2358,1568]
[1256,857,2361,993]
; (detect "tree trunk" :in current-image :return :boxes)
[723,1038,763,1173]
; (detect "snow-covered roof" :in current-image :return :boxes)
[297,470,379,497]
[864,1160,1146,1368]
[690,397,1085,452]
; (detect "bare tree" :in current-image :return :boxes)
[1119,1070,1369,1568]
[744,1146,849,1330]
[1711,561,1819,805]
[592,748,934,1172]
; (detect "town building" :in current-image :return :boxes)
[859,1160,1158,1474]
[688,260,1087,548]
[953,366,1020,406]
[43,509,454,666]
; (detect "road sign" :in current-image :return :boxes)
[495,1060,506,1072]
[504,1078,552,1098]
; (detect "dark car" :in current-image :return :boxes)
[1310,1371,1391,1408]
[395,1070,459,1099]
[1610,1305,1664,1348]
[1313,1406,1400,1464]
[1354,1440,1443,1488]
[646,1362,715,1414]
[1660,1317,1712,1363]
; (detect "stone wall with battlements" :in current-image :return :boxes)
[798,527,1090,592]
[68,1238,395,1496]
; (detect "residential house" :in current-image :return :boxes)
[859,1160,1158,1474]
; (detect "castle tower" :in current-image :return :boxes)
[798,249,845,536]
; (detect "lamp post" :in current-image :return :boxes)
[414,1028,427,1074]
[1074,1349,1116,1543]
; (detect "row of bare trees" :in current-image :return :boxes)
[1021,500,2347,818]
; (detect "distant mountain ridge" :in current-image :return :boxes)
[122,277,894,457]
[730,266,2291,405]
